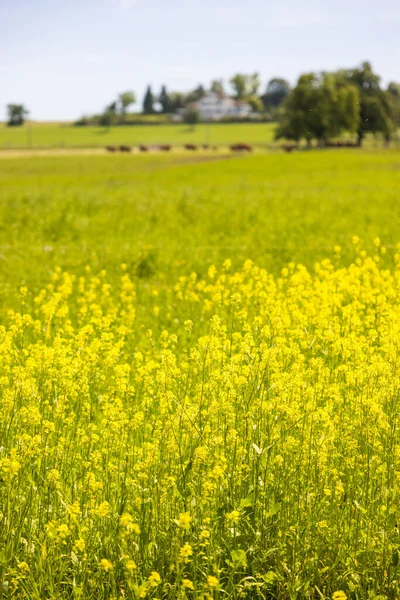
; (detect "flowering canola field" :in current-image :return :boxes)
[1,152,400,599]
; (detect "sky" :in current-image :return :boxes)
[1,0,399,121]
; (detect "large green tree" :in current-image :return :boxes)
[276,72,360,144]
[7,104,28,126]
[337,62,393,145]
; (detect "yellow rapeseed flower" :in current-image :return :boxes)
[207,576,219,588]
[99,559,113,572]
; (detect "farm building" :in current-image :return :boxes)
[194,92,253,120]
[172,92,255,121]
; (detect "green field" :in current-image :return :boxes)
[0,122,277,149]
[2,150,400,599]
[1,150,399,303]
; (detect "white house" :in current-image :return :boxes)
[190,92,253,121]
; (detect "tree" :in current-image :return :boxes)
[337,62,393,145]
[186,85,206,104]
[261,78,290,108]
[118,91,136,117]
[210,79,224,95]
[159,85,171,113]
[387,82,400,127]
[230,73,260,99]
[184,108,199,129]
[99,100,118,127]
[143,86,155,114]
[7,104,28,126]
[275,72,360,145]
[246,95,263,113]
[168,92,186,113]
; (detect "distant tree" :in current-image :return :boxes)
[143,86,155,114]
[186,85,206,104]
[261,78,290,108]
[168,92,186,113]
[118,91,136,117]
[159,85,171,113]
[99,111,117,127]
[7,104,28,126]
[388,82,400,97]
[276,72,360,145]
[99,100,118,127]
[230,73,260,99]
[107,101,118,114]
[337,62,393,145]
[184,108,199,129]
[246,95,263,113]
[387,82,400,127]
[210,79,224,95]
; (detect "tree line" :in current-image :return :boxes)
[5,63,400,145]
[276,62,399,146]
[78,74,290,127]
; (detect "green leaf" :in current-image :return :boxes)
[231,548,247,568]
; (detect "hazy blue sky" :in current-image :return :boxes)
[1,0,399,120]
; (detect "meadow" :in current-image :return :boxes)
[1,149,400,599]
[0,122,276,150]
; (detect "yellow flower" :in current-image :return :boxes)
[179,543,193,560]
[178,512,192,530]
[74,538,85,552]
[17,562,30,574]
[182,579,195,590]
[148,571,161,587]
[126,559,137,571]
[120,512,141,533]
[100,559,113,572]
[199,530,210,539]
[93,501,110,517]
[207,575,219,588]
[225,509,240,524]
[332,592,347,600]
[56,524,70,539]
[184,319,193,333]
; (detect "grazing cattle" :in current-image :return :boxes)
[230,143,253,152]
[184,144,198,151]
[106,145,117,152]
[139,145,149,152]
[159,144,171,151]
[202,144,209,149]
[282,144,297,153]
[119,145,131,152]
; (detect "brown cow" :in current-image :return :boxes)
[184,144,197,151]
[119,145,131,152]
[160,144,172,151]
[230,143,253,152]
[106,145,117,152]
[139,145,149,152]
